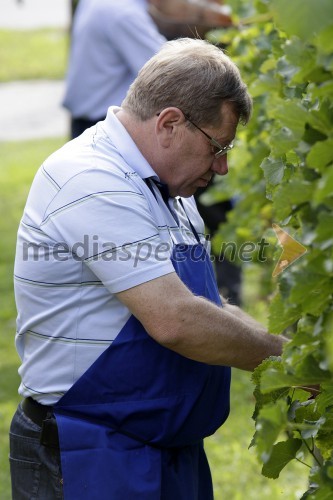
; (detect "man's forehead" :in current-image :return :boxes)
[208,105,238,141]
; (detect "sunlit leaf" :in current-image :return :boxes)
[269,292,302,334]
[255,399,288,460]
[271,101,308,138]
[277,38,317,84]
[272,179,313,220]
[271,0,333,42]
[270,126,299,155]
[309,81,333,99]
[315,25,333,55]
[308,103,333,137]
[313,168,333,204]
[249,74,280,97]
[307,139,333,172]
[316,411,333,459]
[261,157,285,185]
[289,273,333,315]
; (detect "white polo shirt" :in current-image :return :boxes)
[63,0,165,119]
[14,106,207,405]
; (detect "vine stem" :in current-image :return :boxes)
[292,385,321,395]
[295,458,312,469]
[298,432,322,467]
[288,392,321,468]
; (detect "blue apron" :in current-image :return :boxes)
[54,192,231,499]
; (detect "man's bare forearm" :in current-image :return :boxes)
[157,295,286,371]
[223,301,267,333]
[118,274,286,371]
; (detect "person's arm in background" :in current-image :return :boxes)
[117,272,286,371]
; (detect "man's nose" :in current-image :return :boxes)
[211,154,229,176]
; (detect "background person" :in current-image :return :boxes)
[148,0,233,39]
[11,37,286,500]
[63,0,165,138]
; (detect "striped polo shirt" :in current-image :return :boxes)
[14,107,207,405]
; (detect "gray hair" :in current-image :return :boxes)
[122,38,252,127]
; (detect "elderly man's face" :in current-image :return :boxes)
[165,102,239,198]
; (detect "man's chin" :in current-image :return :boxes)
[175,187,197,198]
[169,182,199,198]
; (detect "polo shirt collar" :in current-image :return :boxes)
[103,106,160,181]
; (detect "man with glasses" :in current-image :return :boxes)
[11,38,285,499]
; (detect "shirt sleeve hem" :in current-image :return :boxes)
[103,262,176,294]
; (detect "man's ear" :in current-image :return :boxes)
[155,107,185,148]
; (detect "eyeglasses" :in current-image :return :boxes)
[182,112,234,158]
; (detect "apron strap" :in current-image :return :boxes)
[146,179,201,244]
[179,198,201,244]
[145,179,179,224]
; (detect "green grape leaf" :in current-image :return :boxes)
[260,157,285,186]
[268,292,302,334]
[272,179,313,220]
[316,410,333,459]
[314,213,333,246]
[277,39,317,84]
[314,167,333,204]
[307,139,333,172]
[323,314,333,372]
[249,73,280,97]
[260,57,277,74]
[302,484,333,500]
[254,399,289,461]
[316,25,333,55]
[309,81,333,99]
[259,361,328,392]
[281,325,331,385]
[294,355,331,385]
[308,101,333,137]
[260,366,295,392]
[289,273,333,316]
[316,384,333,413]
[270,126,299,156]
[303,460,333,498]
[261,438,302,479]
[252,357,289,417]
[270,101,308,138]
[271,0,333,43]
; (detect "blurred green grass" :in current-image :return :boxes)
[0,29,67,81]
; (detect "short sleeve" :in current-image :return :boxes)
[41,168,175,293]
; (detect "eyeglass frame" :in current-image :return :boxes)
[156,110,234,158]
[182,112,234,158]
